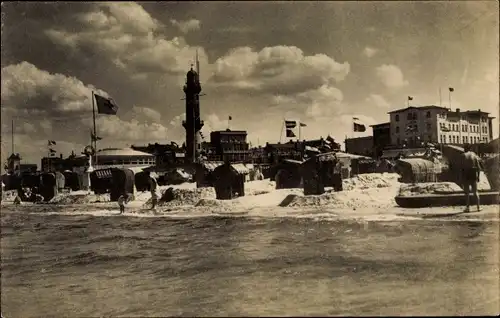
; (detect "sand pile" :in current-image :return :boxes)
[398,175,492,197]
[279,173,401,209]
[143,187,216,207]
[398,182,462,197]
[2,190,18,201]
[280,188,397,210]
[49,192,111,204]
[194,198,234,213]
[342,173,400,191]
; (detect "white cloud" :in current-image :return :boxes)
[363,47,378,58]
[375,64,409,89]
[209,45,350,95]
[366,94,390,108]
[1,61,107,116]
[128,106,162,122]
[170,19,201,34]
[95,116,169,142]
[44,3,207,77]
[202,113,229,134]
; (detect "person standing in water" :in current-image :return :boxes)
[460,144,483,212]
[148,171,159,211]
[117,193,130,214]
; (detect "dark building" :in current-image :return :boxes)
[41,154,88,173]
[344,136,374,157]
[132,142,185,167]
[6,153,21,175]
[209,129,250,163]
[371,122,391,157]
[182,55,204,163]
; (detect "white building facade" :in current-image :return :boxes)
[388,106,494,147]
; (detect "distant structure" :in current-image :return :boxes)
[208,129,250,162]
[389,106,494,147]
[182,52,204,164]
[6,153,21,175]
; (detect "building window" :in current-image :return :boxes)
[397,137,400,145]
[395,114,399,122]
[396,126,400,133]
[426,111,431,118]
[426,123,431,130]
[407,113,412,120]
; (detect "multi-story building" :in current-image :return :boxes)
[209,129,250,162]
[388,106,494,147]
[132,142,185,167]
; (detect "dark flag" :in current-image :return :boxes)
[285,120,297,129]
[48,140,56,146]
[91,132,103,141]
[449,87,454,92]
[94,94,119,115]
[408,96,413,101]
[353,122,366,132]
[228,116,232,120]
[299,122,307,127]
[286,128,296,138]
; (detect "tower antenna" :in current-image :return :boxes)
[195,49,200,78]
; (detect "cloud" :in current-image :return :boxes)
[202,113,229,134]
[1,61,107,117]
[44,2,207,77]
[170,19,201,34]
[365,94,390,108]
[375,64,409,89]
[128,106,162,122]
[363,47,378,58]
[1,62,172,163]
[95,116,169,143]
[209,45,350,95]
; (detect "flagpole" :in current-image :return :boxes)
[448,89,452,110]
[279,119,285,143]
[299,122,301,142]
[92,91,98,166]
[439,87,442,107]
[11,119,14,155]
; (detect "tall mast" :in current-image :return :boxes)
[196,49,200,78]
[11,119,14,154]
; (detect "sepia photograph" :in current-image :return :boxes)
[1,1,499,316]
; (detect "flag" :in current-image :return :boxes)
[353,122,366,132]
[299,122,307,127]
[285,120,297,129]
[449,87,454,92]
[91,132,103,141]
[49,148,56,153]
[94,94,119,115]
[408,96,413,101]
[286,128,296,138]
[353,117,360,121]
[228,116,232,120]
[48,140,56,146]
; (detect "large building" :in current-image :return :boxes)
[93,148,155,169]
[209,129,250,162]
[388,106,494,147]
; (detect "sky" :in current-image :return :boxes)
[1,1,499,166]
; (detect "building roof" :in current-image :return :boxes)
[345,136,373,142]
[96,148,154,157]
[199,161,224,171]
[387,105,449,114]
[212,129,247,135]
[370,122,390,128]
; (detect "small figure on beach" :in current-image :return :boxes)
[460,144,483,212]
[117,193,131,214]
[147,171,159,211]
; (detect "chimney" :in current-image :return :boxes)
[456,108,460,113]
[60,154,63,159]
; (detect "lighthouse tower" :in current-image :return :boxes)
[182,51,204,163]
